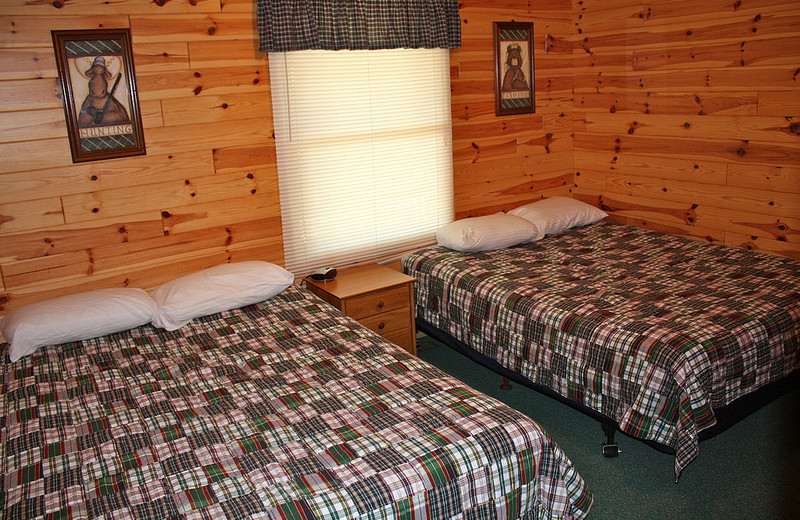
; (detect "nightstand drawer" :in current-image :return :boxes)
[346,286,409,319]
[358,306,410,335]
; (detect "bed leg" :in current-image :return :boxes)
[500,377,512,390]
[601,420,620,457]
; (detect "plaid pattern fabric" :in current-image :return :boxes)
[403,221,800,480]
[257,0,461,52]
[1,286,591,520]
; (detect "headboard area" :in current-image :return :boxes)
[0,208,285,317]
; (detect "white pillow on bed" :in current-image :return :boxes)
[436,212,540,252]
[508,196,608,236]
[150,261,294,331]
[0,288,158,363]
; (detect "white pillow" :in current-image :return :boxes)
[150,261,294,330]
[0,288,158,362]
[436,212,540,252]
[508,197,607,236]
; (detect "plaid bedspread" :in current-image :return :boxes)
[403,221,800,479]
[0,285,592,520]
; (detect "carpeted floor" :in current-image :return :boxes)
[416,336,800,520]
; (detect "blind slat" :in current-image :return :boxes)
[269,48,454,276]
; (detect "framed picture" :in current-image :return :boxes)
[493,21,535,116]
[52,28,146,163]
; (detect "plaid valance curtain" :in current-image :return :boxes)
[257,0,461,52]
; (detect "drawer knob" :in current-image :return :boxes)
[378,321,386,329]
[377,301,385,309]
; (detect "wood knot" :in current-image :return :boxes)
[153,0,168,6]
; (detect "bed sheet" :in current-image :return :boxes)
[1,285,592,520]
[403,221,800,478]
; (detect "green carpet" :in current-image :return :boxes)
[416,337,800,520]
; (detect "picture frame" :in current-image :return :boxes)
[52,28,146,163]
[493,21,535,116]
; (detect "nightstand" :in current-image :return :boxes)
[305,263,417,355]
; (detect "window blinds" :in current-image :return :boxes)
[269,48,454,277]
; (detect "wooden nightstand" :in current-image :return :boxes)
[305,263,417,355]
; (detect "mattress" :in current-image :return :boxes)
[403,221,800,478]
[0,285,592,520]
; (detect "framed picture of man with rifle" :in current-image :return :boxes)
[52,28,146,163]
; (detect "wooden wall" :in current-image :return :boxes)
[1,0,798,316]
[452,0,576,219]
[572,0,800,259]
[452,0,800,259]
[0,0,283,315]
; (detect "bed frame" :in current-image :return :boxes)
[417,317,800,458]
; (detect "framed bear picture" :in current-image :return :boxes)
[52,28,146,163]
[493,22,535,116]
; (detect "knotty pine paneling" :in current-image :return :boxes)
[573,0,800,259]
[452,1,575,219]
[2,0,798,317]
[0,2,281,315]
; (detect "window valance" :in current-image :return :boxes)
[257,0,461,52]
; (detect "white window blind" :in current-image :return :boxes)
[268,48,454,277]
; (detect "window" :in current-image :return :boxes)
[268,48,454,276]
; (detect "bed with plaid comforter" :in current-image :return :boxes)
[403,221,800,479]
[0,285,592,520]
